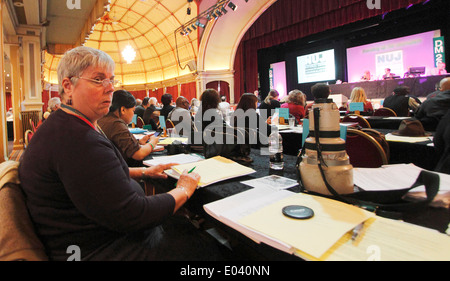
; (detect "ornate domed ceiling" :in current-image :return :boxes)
[43,0,199,87]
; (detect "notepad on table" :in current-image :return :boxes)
[165,156,256,187]
[157,137,189,146]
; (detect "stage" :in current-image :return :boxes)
[328,74,449,100]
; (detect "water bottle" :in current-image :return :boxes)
[268,128,284,170]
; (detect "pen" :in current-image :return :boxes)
[351,223,364,241]
[174,166,197,187]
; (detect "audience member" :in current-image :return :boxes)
[231,93,271,146]
[416,78,450,131]
[134,97,148,119]
[258,89,281,115]
[143,97,159,130]
[426,82,441,100]
[168,96,194,136]
[98,90,161,167]
[218,96,231,117]
[190,98,200,115]
[382,86,419,117]
[280,89,306,123]
[160,93,175,121]
[346,87,373,115]
[434,109,450,174]
[18,46,227,261]
[304,83,331,118]
[194,88,224,130]
[43,97,62,120]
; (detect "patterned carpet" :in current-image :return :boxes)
[8,149,24,162]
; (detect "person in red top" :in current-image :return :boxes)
[281,89,306,123]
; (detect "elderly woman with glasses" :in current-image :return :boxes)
[18,46,225,261]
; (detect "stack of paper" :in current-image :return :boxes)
[166,156,256,187]
[204,188,374,259]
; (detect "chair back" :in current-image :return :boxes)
[0,161,48,261]
[345,129,388,168]
[373,107,397,117]
[342,114,371,128]
[136,116,145,128]
[166,119,175,129]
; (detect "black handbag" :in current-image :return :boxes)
[202,125,256,165]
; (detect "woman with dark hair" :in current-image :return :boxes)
[98,89,161,166]
[194,88,224,130]
[160,93,174,121]
[231,93,271,146]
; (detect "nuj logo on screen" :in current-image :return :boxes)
[367,0,381,10]
[66,0,81,10]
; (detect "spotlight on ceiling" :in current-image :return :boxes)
[221,6,228,14]
[195,21,205,28]
[228,2,237,10]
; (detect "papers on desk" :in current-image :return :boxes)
[353,164,450,208]
[157,137,189,146]
[143,153,204,167]
[385,133,432,143]
[354,163,450,192]
[165,156,256,187]
[241,175,298,190]
[204,188,374,259]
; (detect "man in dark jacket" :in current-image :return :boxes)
[416,78,450,131]
[382,86,419,117]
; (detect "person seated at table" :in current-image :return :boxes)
[426,82,442,100]
[416,78,450,131]
[382,68,396,80]
[134,97,146,119]
[431,62,447,76]
[43,97,62,120]
[360,70,372,81]
[194,88,225,131]
[168,96,194,136]
[143,97,160,130]
[258,89,281,115]
[190,98,200,115]
[382,86,419,117]
[280,89,306,123]
[98,90,161,167]
[434,109,450,174]
[231,93,271,146]
[304,83,331,119]
[160,93,175,121]
[345,87,373,115]
[218,96,231,118]
[18,46,230,261]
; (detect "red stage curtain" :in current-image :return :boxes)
[236,0,426,94]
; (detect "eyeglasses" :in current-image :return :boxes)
[75,76,121,88]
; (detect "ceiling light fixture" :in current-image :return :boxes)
[121,1,136,64]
